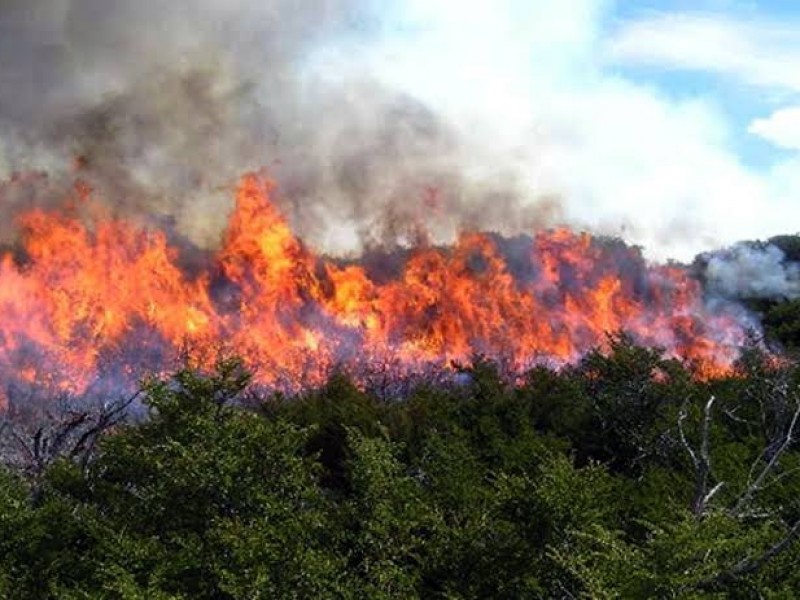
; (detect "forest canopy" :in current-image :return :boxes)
[1,335,799,599]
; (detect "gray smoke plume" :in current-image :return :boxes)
[703,243,800,301]
[0,0,561,254]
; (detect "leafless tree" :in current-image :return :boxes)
[679,380,800,590]
[0,386,140,497]
[678,395,725,518]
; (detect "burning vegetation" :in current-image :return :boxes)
[0,170,758,405]
[2,3,800,598]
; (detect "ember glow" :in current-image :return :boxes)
[0,171,750,399]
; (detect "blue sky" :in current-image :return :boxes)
[608,1,800,164]
[318,0,800,260]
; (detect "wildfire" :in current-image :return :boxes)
[0,171,750,398]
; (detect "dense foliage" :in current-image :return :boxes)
[1,337,800,598]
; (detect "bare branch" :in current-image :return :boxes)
[678,402,698,469]
[679,396,719,517]
[722,407,750,425]
[732,398,800,517]
[0,389,141,482]
[698,519,800,590]
[693,396,717,516]
[701,481,725,508]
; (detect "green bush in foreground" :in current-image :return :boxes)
[0,339,799,598]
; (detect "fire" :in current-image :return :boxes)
[0,171,750,398]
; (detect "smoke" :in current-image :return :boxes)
[703,243,800,301]
[0,0,562,254]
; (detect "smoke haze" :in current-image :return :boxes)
[0,0,563,255]
[703,243,800,301]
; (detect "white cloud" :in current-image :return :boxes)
[749,106,800,150]
[601,7,800,240]
[605,12,800,92]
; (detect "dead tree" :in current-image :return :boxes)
[0,387,140,496]
[679,384,800,590]
[678,395,724,518]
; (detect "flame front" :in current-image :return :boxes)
[0,172,750,397]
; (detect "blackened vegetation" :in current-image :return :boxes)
[0,336,798,598]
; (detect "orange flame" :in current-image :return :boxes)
[0,171,751,397]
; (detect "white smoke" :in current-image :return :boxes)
[704,243,800,300]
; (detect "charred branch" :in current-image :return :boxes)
[0,390,140,486]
